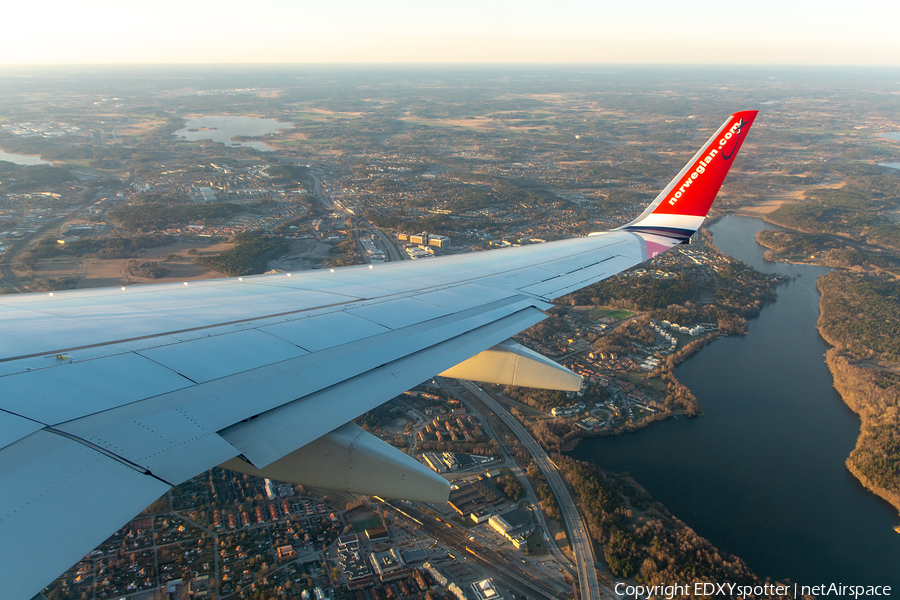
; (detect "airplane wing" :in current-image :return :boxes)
[0,110,757,599]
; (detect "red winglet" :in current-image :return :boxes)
[619,110,758,239]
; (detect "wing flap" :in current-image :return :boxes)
[48,295,543,480]
[220,306,546,468]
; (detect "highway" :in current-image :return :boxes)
[306,167,402,262]
[0,182,128,293]
[370,225,402,261]
[380,500,565,600]
[458,380,603,600]
[307,169,333,210]
[437,379,575,578]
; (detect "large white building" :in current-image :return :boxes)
[406,232,451,248]
[488,509,533,550]
[472,579,502,600]
[370,548,405,579]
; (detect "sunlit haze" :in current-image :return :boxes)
[4,0,900,65]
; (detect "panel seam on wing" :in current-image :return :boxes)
[0,453,109,522]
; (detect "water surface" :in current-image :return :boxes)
[0,148,52,166]
[569,215,900,587]
[174,116,292,152]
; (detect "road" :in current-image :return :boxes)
[381,500,565,600]
[370,224,402,261]
[306,167,402,262]
[307,169,333,210]
[458,380,604,600]
[0,182,127,292]
[110,115,132,145]
[437,379,575,577]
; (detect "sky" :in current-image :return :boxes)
[3,0,900,65]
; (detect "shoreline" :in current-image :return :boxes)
[845,459,900,516]
[821,335,900,516]
[0,147,57,166]
[737,212,900,520]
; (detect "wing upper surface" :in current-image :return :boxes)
[0,110,759,599]
[2,230,647,431]
[0,229,637,363]
[1,230,663,598]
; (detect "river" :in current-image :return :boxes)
[568,215,900,588]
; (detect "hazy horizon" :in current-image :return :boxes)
[4,0,899,66]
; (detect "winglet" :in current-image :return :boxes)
[617,110,758,240]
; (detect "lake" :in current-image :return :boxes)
[568,215,900,588]
[174,116,293,152]
[0,148,52,166]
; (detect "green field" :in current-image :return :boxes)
[642,377,667,392]
[623,371,648,384]
[587,306,635,320]
[351,517,383,533]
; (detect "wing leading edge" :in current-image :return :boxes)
[0,111,757,599]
